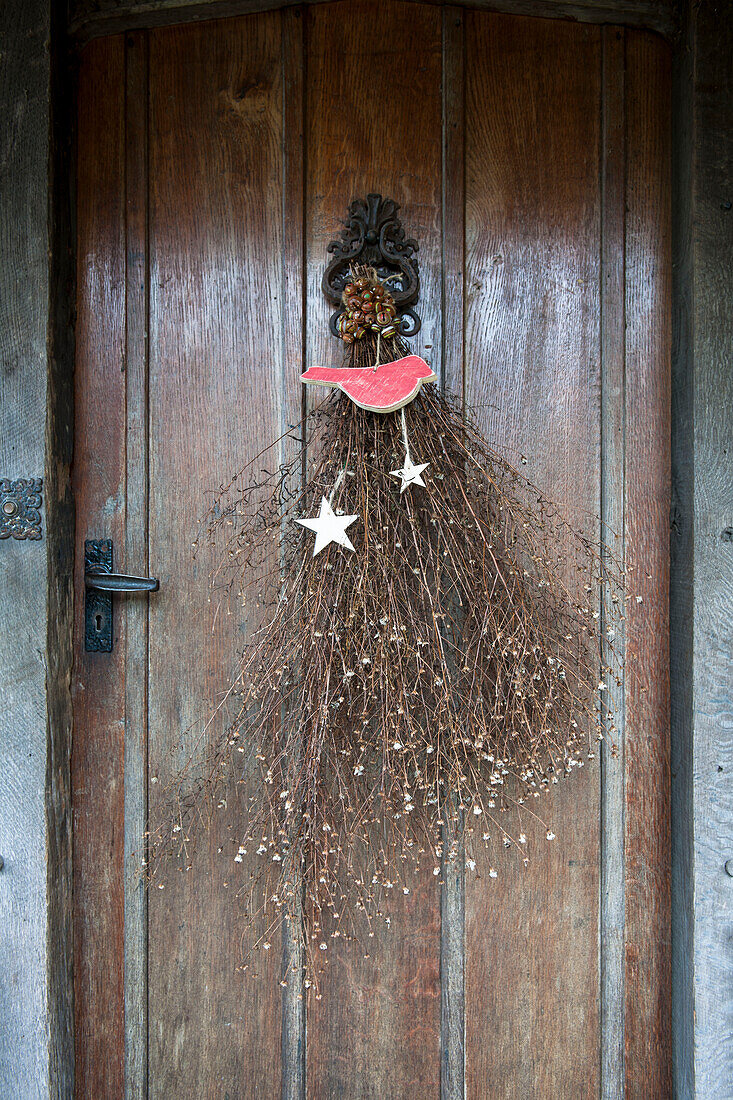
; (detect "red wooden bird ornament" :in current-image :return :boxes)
[301,355,437,414]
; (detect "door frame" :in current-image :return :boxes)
[2,0,722,1096]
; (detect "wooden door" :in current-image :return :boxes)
[73,5,671,1097]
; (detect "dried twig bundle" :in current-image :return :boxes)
[151,318,623,979]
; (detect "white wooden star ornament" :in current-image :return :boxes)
[391,408,430,493]
[295,496,358,556]
[390,457,430,493]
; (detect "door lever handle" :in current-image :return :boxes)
[84,538,158,653]
[85,570,159,593]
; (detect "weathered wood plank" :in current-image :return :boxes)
[123,29,150,1100]
[47,0,77,1092]
[0,0,54,1096]
[440,9,466,1100]
[67,0,681,47]
[464,13,602,1097]
[688,2,733,1094]
[146,13,284,1096]
[304,3,443,1095]
[669,4,694,1092]
[599,25,626,1100]
[72,33,128,1099]
[281,7,307,1099]
[623,30,672,1099]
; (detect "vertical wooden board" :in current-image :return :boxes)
[0,1,55,1093]
[73,34,127,1100]
[305,3,442,1096]
[440,11,466,1100]
[146,14,284,1097]
[599,27,626,1100]
[123,30,151,1100]
[624,30,672,1099]
[464,14,602,1098]
[688,5,733,1095]
[280,9,307,1099]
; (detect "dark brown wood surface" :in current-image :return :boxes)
[464,14,602,1097]
[123,30,151,1099]
[146,14,285,1097]
[73,33,127,1099]
[67,0,681,47]
[623,29,672,1099]
[599,25,627,1093]
[73,5,672,1096]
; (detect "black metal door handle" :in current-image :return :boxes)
[85,570,159,593]
[84,538,158,652]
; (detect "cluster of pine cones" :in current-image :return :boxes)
[337,271,399,343]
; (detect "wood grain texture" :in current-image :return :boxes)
[623,30,672,1099]
[47,0,77,1089]
[69,6,676,1095]
[280,8,307,1099]
[0,0,53,1095]
[669,6,694,1095]
[73,34,128,1100]
[440,10,466,1100]
[66,0,682,47]
[599,26,626,1100]
[689,3,733,1094]
[146,14,284,1097]
[304,4,443,1096]
[464,13,603,1098]
[123,30,150,1100]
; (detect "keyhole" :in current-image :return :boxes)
[95,613,102,632]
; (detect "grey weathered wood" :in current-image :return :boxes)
[47,3,76,1096]
[670,2,695,1097]
[440,10,466,1100]
[689,2,733,1096]
[599,26,626,1100]
[66,0,681,44]
[0,0,55,1097]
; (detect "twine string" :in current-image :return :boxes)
[400,407,411,464]
[328,464,347,505]
[372,330,382,372]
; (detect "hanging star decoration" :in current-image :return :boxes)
[295,495,358,556]
[391,408,429,493]
[391,457,429,493]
